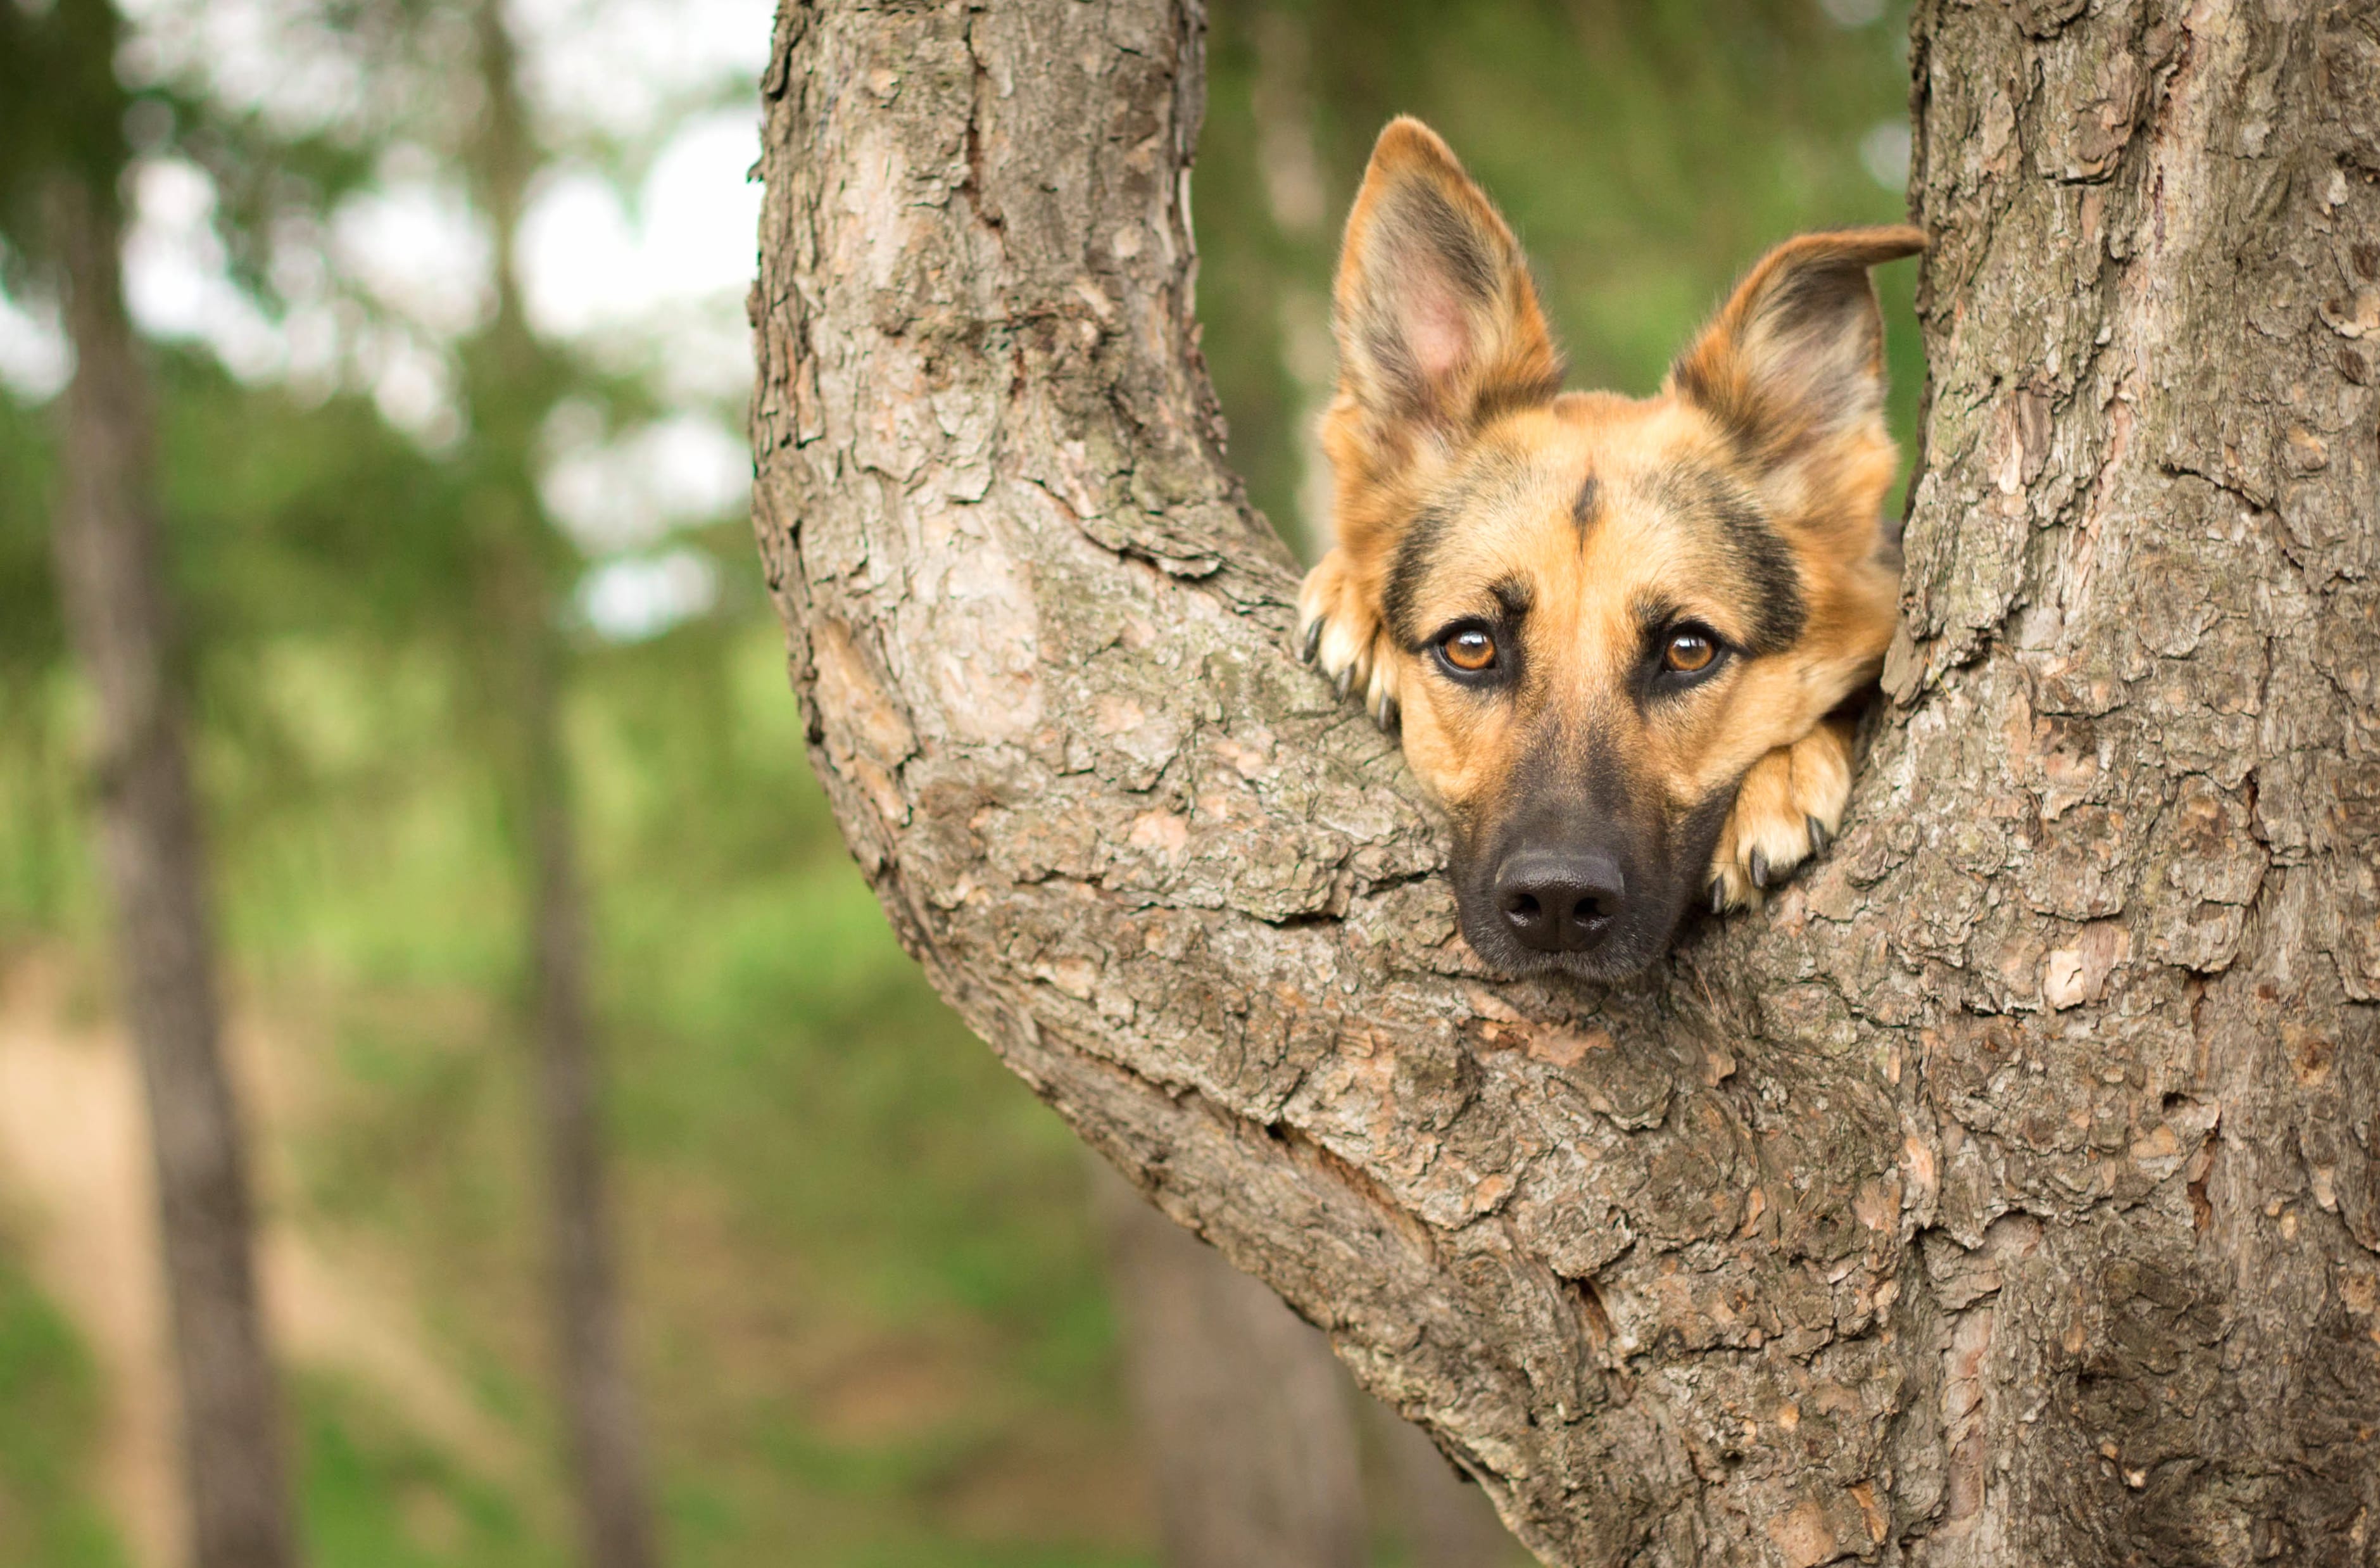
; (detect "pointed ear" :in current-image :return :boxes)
[1329,118,1561,463]
[1666,227,1925,500]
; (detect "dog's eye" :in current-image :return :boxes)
[1663,631,1716,674]
[1440,628,1498,672]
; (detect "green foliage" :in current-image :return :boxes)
[0,395,60,680]
[0,397,75,943]
[296,1376,555,1568]
[0,0,130,259]
[0,1248,130,1568]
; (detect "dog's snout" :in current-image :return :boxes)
[1494,850,1625,953]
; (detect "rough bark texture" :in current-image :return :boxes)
[749,3,2380,1562]
[1092,1160,1368,1568]
[47,174,301,1568]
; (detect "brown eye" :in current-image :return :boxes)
[1440,628,1497,673]
[1664,631,1716,674]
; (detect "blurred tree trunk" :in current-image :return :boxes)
[1097,1153,1520,1567]
[46,172,300,1568]
[1240,3,1333,560]
[1364,1400,1521,1568]
[518,598,655,1568]
[461,9,657,1568]
[752,2,2380,1563]
[1091,1161,1366,1568]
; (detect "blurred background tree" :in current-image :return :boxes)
[0,1,1915,1564]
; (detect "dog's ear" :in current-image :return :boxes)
[1328,118,1561,477]
[1666,227,1925,522]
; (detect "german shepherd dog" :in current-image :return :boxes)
[1297,118,1922,981]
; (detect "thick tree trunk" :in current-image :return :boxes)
[1091,1160,1368,1568]
[750,2,2379,1562]
[47,174,301,1568]
[465,10,657,1566]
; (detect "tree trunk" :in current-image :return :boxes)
[748,2,2380,1562]
[1098,1156,1520,1567]
[47,173,301,1568]
[463,9,658,1566]
[525,656,655,1568]
[1091,1159,1367,1568]
[1365,1396,1524,1568]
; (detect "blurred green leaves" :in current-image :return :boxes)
[0,1251,129,1568]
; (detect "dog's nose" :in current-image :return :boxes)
[1495,850,1625,952]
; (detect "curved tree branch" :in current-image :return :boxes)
[751,3,2380,1562]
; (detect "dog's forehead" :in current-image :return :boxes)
[1418,424,1752,572]
[1436,401,1747,530]
[1389,408,1804,654]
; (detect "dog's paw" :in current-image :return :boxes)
[1296,548,1402,731]
[1708,723,1855,914]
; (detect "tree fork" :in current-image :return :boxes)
[750,3,2380,1562]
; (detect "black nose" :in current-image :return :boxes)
[1495,850,1625,953]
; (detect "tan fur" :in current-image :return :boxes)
[1298,118,1921,969]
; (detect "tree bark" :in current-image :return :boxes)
[749,2,2380,1562]
[462,9,658,1566]
[47,173,301,1568]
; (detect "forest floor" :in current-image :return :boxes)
[0,949,541,1567]
[0,932,1155,1568]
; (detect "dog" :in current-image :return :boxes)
[1296,117,1922,981]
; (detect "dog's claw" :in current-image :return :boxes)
[1299,619,1323,665]
[1709,878,1727,915]
[1333,664,1355,700]
[1372,693,1400,733]
[1748,849,1770,890]
[1806,816,1830,854]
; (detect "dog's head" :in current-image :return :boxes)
[1316,118,1920,980]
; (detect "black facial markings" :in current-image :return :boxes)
[1647,462,1805,655]
[1672,785,1739,926]
[1420,574,1532,688]
[1430,620,1511,688]
[1577,730,1630,823]
[1383,449,1540,648]
[1383,501,1457,648]
[1624,599,1728,707]
[1729,518,1804,655]
[1629,594,1680,648]
[1571,472,1600,534]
